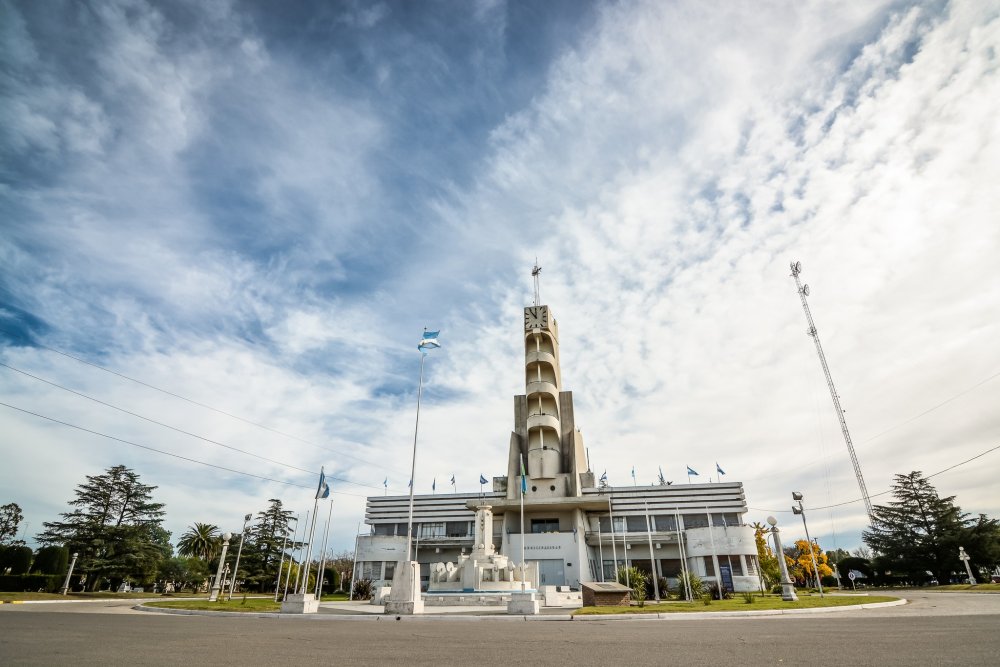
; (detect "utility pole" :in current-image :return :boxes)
[789,261,874,524]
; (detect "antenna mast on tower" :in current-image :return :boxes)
[789,261,875,524]
[531,261,542,306]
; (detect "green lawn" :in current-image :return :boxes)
[573,594,901,615]
[145,598,282,613]
[0,591,206,602]
[934,583,1000,592]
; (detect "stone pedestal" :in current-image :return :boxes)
[385,561,424,615]
[507,590,539,615]
[280,593,319,614]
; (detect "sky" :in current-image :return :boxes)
[1,0,998,557]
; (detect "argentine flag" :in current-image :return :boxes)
[315,468,331,499]
[418,330,441,351]
[716,463,726,476]
[686,466,699,476]
[479,474,488,485]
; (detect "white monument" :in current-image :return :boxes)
[385,561,424,615]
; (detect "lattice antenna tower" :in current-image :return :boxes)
[789,261,875,524]
[531,261,542,307]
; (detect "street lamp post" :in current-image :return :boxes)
[958,547,977,585]
[766,516,798,601]
[208,532,233,602]
[228,513,253,601]
[792,492,823,597]
[60,552,79,595]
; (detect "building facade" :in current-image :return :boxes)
[356,301,761,593]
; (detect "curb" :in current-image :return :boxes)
[2,597,165,605]
[134,598,905,621]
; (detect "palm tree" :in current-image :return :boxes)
[176,522,221,561]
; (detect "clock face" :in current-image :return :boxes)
[524,306,548,329]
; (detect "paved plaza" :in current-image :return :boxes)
[1,590,999,665]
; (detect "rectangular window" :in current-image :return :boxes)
[419,522,445,538]
[383,561,396,581]
[361,561,380,580]
[654,515,677,532]
[626,516,648,532]
[744,556,756,576]
[712,513,741,527]
[446,521,469,537]
[682,514,708,529]
[373,524,394,536]
[659,559,683,577]
[531,518,560,533]
[704,557,716,577]
[395,523,408,536]
[602,560,619,581]
[720,556,743,576]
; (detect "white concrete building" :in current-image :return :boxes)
[356,300,761,594]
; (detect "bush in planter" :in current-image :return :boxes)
[675,572,704,600]
[352,577,374,600]
[616,566,648,606]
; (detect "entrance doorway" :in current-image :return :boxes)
[533,559,565,586]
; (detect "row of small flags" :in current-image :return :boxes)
[381,473,492,492]
[600,463,727,486]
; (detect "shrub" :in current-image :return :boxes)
[701,593,713,605]
[5,546,33,575]
[657,577,669,599]
[740,591,756,604]
[707,583,733,600]
[675,572,704,600]
[616,566,648,606]
[352,577,374,600]
[32,546,69,575]
[0,574,63,592]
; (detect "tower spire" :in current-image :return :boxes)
[531,260,542,306]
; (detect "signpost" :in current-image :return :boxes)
[848,570,856,592]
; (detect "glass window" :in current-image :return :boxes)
[384,561,396,581]
[712,513,740,527]
[373,524,394,536]
[682,514,708,529]
[419,522,445,538]
[446,521,469,537]
[602,560,619,581]
[396,523,408,536]
[659,559,683,577]
[361,561,381,580]
[654,515,677,532]
[744,556,756,576]
[626,516,648,532]
[531,518,560,533]
[704,557,716,577]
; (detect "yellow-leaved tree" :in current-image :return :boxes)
[783,539,833,586]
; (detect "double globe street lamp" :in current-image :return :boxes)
[792,491,823,597]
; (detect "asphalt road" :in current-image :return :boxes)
[1,591,997,666]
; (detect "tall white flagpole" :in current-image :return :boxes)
[274,516,293,602]
[282,513,300,602]
[299,498,320,594]
[349,520,361,601]
[314,499,334,598]
[519,453,526,592]
[608,496,618,582]
[644,501,660,601]
[706,506,723,598]
[404,352,427,562]
[293,509,310,593]
[597,514,605,582]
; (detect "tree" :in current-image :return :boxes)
[752,522,781,589]
[783,540,833,587]
[0,503,24,546]
[863,471,998,583]
[36,465,169,589]
[176,523,221,561]
[32,546,69,575]
[325,550,356,591]
[241,499,295,591]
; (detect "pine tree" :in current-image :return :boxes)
[863,471,972,583]
[241,499,295,591]
[37,465,169,589]
[0,502,24,546]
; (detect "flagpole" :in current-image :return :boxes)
[299,499,320,594]
[404,352,427,562]
[706,505,722,599]
[274,519,290,602]
[607,496,618,581]
[314,499,334,598]
[281,513,299,602]
[519,453,526,592]
[292,509,309,594]
[597,513,605,582]
[349,520,360,601]
[644,501,660,601]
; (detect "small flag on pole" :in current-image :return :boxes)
[479,474,488,485]
[432,478,436,493]
[408,478,412,488]
[687,466,698,476]
[658,466,666,485]
[520,454,528,494]
[599,470,607,484]
[383,477,388,488]
[450,474,455,486]
[418,330,441,351]
[716,463,726,476]
[315,468,331,499]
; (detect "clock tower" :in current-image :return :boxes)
[504,283,589,500]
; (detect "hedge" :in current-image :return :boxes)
[0,574,64,593]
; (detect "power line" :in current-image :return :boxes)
[10,336,403,474]
[0,401,373,499]
[860,369,1000,444]
[0,361,385,492]
[748,443,1000,514]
